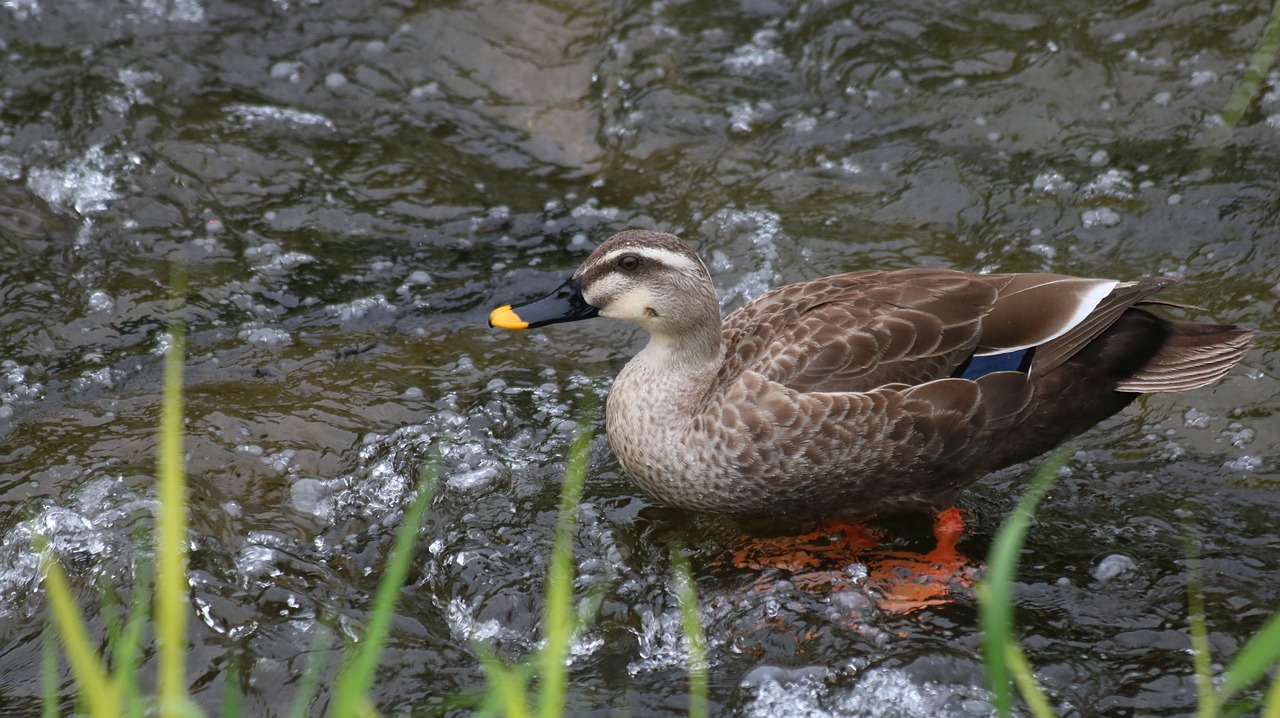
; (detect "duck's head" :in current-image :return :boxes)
[489,230,721,341]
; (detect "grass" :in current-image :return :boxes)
[976,449,1067,718]
[470,405,617,718]
[39,275,439,717]
[468,415,712,718]
[1201,0,1280,154]
[536,413,594,718]
[155,265,194,717]
[671,543,709,718]
[978,450,1280,717]
[469,414,595,717]
[34,288,687,716]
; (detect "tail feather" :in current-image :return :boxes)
[1116,321,1254,392]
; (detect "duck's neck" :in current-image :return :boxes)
[609,323,723,426]
[634,322,724,375]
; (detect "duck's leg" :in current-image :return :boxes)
[868,507,976,614]
[725,512,976,616]
[924,507,965,563]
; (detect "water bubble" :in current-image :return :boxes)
[291,478,333,518]
[326,295,394,321]
[1081,208,1121,228]
[725,30,786,71]
[1223,455,1263,472]
[1082,168,1134,200]
[26,146,119,216]
[1093,554,1138,582]
[1032,171,1075,195]
[447,466,500,492]
[1183,408,1212,428]
[87,290,114,313]
[1189,70,1218,87]
[270,61,304,82]
[238,327,293,348]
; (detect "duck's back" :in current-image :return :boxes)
[717,268,1137,393]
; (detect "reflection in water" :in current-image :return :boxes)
[0,0,1276,714]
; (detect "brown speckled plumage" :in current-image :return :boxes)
[491,230,1254,518]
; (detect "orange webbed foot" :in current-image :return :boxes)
[866,507,977,614]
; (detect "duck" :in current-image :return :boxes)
[489,229,1254,519]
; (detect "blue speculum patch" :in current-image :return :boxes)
[953,348,1034,380]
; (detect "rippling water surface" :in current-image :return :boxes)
[1,0,1278,715]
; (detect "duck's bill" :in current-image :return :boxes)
[489,276,599,330]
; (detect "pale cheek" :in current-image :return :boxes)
[600,292,654,322]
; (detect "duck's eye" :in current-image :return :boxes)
[618,254,641,271]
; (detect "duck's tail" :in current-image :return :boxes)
[981,307,1253,474]
[1116,319,1254,392]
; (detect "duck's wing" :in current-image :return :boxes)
[719,269,993,393]
[718,268,1136,394]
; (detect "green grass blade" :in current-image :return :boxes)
[1184,525,1217,718]
[475,644,531,718]
[670,544,708,718]
[1203,0,1280,150]
[1223,0,1280,128]
[1264,667,1280,718]
[1004,643,1055,718]
[978,449,1067,718]
[223,654,242,718]
[39,552,118,718]
[42,621,59,718]
[536,416,594,718]
[572,583,610,640]
[288,625,333,718]
[117,561,151,718]
[1219,609,1280,701]
[331,460,438,717]
[156,263,192,716]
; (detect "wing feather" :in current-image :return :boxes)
[717,269,998,394]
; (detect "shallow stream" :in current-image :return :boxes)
[1,0,1278,714]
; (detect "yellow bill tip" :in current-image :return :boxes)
[489,305,529,330]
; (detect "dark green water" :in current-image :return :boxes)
[0,0,1277,714]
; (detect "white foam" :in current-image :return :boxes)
[743,666,835,718]
[834,666,993,716]
[702,208,783,308]
[0,476,150,619]
[1224,455,1263,472]
[1081,208,1121,228]
[326,294,395,321]
[1082,168,1135,200]
[725,30,787,71]
[26,146,119,216]
[226,104,335,130]
[239,326,293,348]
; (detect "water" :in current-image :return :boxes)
[1,0,1278,714]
